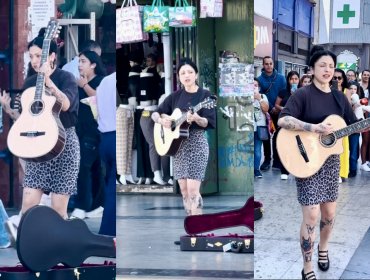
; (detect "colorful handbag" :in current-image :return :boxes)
[143,0,170,33]
[169,0,196,27]
[199,0,223,18]
[116,0,147,43]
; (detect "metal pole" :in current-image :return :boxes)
[8,0,14,208]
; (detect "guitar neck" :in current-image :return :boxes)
[35,39,52,100]
[334,118,370,139]
[175,103,203,127]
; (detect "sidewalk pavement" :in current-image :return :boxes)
[254,166,370,279]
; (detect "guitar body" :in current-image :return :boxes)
[7,87,66,162]
[154,108,190,156]
[17,205,115,272]
[277,114,346,178]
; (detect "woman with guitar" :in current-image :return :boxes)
[151,58,216,216]
[2,32,80,225]
[277,46,358,280]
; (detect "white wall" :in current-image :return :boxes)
[254,0,273,19]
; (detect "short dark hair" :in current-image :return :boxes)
[79,39,101,53]
[309,45,337,67]
[177,58,198,74]
[262,56,273,64]
[28,36,58,55]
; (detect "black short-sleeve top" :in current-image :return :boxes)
[279,83,357,125]
[23,68,79,129]
[156,87,216,130]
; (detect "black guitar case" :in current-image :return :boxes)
[5,205,116,277]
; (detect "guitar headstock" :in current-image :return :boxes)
[44,18,61,40]
[200,95,218,109]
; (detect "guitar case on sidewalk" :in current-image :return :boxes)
[0,205,115,280]
[179,197,263,253]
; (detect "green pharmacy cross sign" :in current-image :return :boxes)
[337,4,356,24]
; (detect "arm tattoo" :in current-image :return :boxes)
[320,217,335,231]
[303,123,312,132]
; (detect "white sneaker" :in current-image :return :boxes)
[85,206,104,218]
[367,161,370,167]
[338,176,342,183]
[360,163,370,172]
[70,208,86,219]
[4,220,17,245]
[167,179,174,185]
[153,175,166,185]
[281,174,288,180]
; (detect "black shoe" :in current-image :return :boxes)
[301,269,316,280]
[254,170,263,178]
[174,240,180,245]
[260,162,271,171]
[318,244,330,271]
[348,170,357,177]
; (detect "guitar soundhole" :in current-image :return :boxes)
[320,133,336,147]
[30,100,44,115]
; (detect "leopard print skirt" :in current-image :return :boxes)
[296,155,340,206]
[23,127,80,195]
[173,129,209,181]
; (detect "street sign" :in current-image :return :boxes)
[332,0,360,29]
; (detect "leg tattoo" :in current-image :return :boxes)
[306,224,315,235]
[320,217,335,231]
[301,236,314,263]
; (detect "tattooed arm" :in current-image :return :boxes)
[278,116,334,135]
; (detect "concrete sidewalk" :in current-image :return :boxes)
[254,166,370,279]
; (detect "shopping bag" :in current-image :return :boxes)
[200,0,223,18]
[143,0,170,33]
[116,0,147,43]
[169,0,196,27]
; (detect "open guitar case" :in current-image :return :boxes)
[0,206,115,280]
[179,196,263,253]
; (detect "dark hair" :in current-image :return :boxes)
[346,69,356,75]
[285,71,300,92]
[79,50,106,76]
[177,58,198,74]
[309,45,337,68]
[146,53,157,62]
[262,56,273,64]
[348,80,361,95]
[361,69,370,75]
[79,39,101,53]
[254,77,260,86]
[334,68,349,89]
[299,74,312,87]
[28,36,58,55]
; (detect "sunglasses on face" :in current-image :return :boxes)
[332,76,342,81]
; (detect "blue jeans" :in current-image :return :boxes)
[0,200,10,247]
[98,132,116,236]
[349,133,360,172]
[254,131,263,171]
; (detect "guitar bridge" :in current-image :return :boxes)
[295,135,309,163]
[20,131,46,137]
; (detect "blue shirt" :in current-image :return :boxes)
[258,69,286,110]
[96,72,116,133]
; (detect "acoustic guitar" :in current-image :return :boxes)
[277,114,370,178]
[184,196,255,234]
[7,19,65,162]
[154,96,217,156]
[17,205,115,272]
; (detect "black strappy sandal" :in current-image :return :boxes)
[318,244,330,271]
[301,269,317,280]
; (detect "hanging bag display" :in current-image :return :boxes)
[169,0,196,27]
[116,0,147,43]
[143,0,170,33]
[199,0,223,18]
